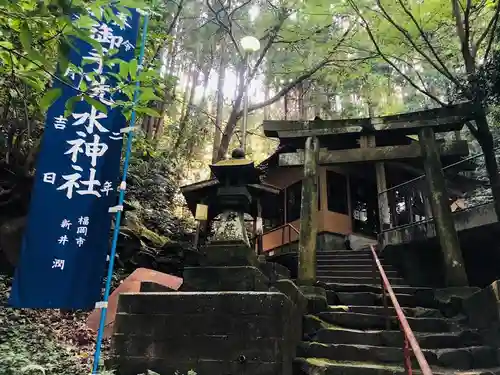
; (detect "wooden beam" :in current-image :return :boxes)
[264,102,476,138]
[279,141,468,167]
[419,127,468,287]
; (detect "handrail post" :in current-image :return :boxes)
[282,224,285,248]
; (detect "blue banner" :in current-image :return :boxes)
[9,8,141,309]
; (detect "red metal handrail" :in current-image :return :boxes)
[369,245,433,375]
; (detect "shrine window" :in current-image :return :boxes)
[286,180,302,222]
[263,191,284,231]
[326,171,348,214]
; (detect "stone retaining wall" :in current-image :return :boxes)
[109,291,299,375]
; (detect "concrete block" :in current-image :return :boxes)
[201,240,259,267]
[117,291,292,316]
[181,266,270,291]
[108,357,283,375]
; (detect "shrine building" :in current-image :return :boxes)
[181,102,484,273]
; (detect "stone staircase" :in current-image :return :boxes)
[294,249,500,374]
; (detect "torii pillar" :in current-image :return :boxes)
[419,127,468,286]
[297,136,319,286]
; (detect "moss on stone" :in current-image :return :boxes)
[329,305,350,311]
[140,226,169,247]
[304,357,403,371]
[304,314,345,330]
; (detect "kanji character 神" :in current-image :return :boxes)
[86,135,108,166]
[65,134,108,166]
[72,106,109,134]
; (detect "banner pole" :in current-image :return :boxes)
[91,9,151,374]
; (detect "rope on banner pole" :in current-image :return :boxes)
[91,8,151,375]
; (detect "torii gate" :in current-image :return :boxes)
[263,102,477,287]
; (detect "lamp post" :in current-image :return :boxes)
[239,35,260,153]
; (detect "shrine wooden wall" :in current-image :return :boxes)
[261,166,352,252]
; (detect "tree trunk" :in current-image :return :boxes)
[174,64,200,150]
[179,63,191,119]
[284,92,289,120]
[216,59,245,161]
[263,83,270,120]
[419,127,468,287]
[216,94,243,161]
[475,113,500,219]
[212,41,227,164]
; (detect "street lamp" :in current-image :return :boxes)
[240,36,261,153]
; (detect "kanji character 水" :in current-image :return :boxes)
[72,106,109,134]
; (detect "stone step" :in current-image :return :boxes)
[317,312,459,332]
[318,250,372,255]
[298,343,498,370]
[336,292,418,307]
[325,283,431,295]
[294,358,500,375]
[317,259,384,266]
[314,327,482,349]
[317,276,407,285]
[328,305,442,318]
[317,252,373,259]
[317,270,399,278]
[316,264,397,272]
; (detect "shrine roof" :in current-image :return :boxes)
[180,177,280,220]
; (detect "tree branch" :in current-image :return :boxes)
[348,0,447,107]
[145,0,185,70]
[241,27,353,116]
[206,0,243,59]
[395,0,460,87]
[376,0,462,88]
[474,0,500,60]
[248,9,289,82]
[451,0,476,74]
[464,0,472,54]
[276,24,331,44]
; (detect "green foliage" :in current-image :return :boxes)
[126,133,190,237]
[0,276,89,375]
